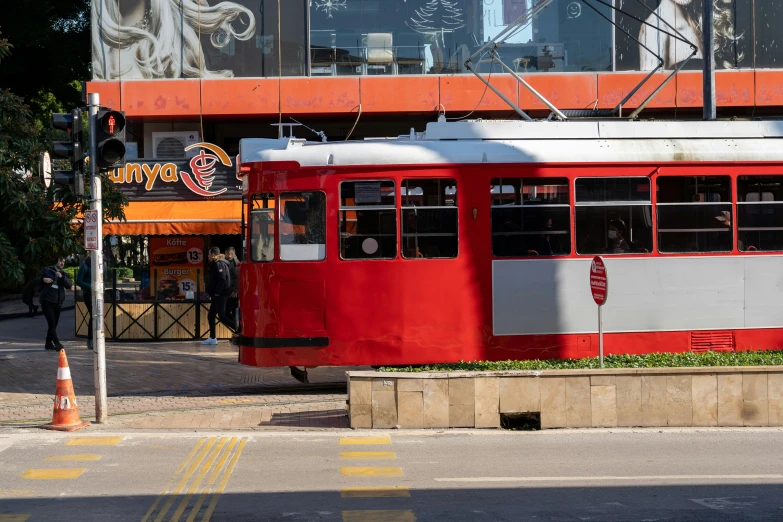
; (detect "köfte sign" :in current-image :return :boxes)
[109,143,241,201]
[150,236,205,299]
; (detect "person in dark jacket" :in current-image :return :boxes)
[225,246,240,327]
[76,254,93,350]
[203,247,235,345]
[34,257,72,350]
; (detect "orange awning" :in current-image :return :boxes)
[104,200,242,236]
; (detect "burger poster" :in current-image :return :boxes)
[150,236,205,299]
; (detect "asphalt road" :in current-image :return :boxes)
[1,428,782,521]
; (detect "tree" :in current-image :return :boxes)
[0,1,90,131]
[0,89,128,291]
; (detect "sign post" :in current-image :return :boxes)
[88,93,108,424]
[589,256,608,367]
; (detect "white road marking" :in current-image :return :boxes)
[435,475,783,483]
[690,497,758,510]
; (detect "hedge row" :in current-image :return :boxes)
[380,350,783,372]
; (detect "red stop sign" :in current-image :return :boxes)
[590,256,608,306]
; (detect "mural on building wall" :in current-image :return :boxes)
[615,0,752,71]
[92,0,258,79]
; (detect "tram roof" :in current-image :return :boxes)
[239,120,783,168]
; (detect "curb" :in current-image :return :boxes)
[0,304,75,323]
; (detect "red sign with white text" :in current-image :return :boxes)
[590,256,608,306]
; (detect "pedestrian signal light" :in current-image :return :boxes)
[96,107,126,169]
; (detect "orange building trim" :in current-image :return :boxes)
[87,70,772,118]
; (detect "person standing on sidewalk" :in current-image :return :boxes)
[34,256,72,351]
[225,246,240,328]
[203,247,235,345]
[76,254,93,350]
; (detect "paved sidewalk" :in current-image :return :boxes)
[0,291,76,321]
[0,311,362,431]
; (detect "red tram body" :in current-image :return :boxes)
[235,120,783,368]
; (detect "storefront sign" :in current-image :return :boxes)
[150,237,205,299]
[109,143,241,201]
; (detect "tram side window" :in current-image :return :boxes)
[738,175,783,252]
[401,178,458,259]
[490,177,571,257]
[339,180,397,260]
[279,191,326,261]
[575,177,653,255]
[657,176,732,253]
[250,193,275,262]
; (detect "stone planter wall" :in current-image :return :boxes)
[346,367,783,429]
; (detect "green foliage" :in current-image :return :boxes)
[0,28,12,64]
[380,350,783,372]
[62,266,78,282]
[110,267,134,280]
[0,2,90,128]
[0,89,128,292]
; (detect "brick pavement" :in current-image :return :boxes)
[0,320,362,430]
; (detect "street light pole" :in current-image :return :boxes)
[703,0,716,120]
[88,92,108,424]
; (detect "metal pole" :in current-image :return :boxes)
[88,92,108,424]
[598,305,604,368]
[703,0,716,120]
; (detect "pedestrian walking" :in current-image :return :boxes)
[34,256,72,351]
[76,254,93,350]
[225,246,240,329]
[203,247,235,345]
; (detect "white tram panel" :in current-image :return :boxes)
[239,120,783,169]
[492,256,783,336]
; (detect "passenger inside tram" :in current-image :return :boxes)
[607,219,631,254]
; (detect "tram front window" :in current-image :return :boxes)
[575,177,653,255]
[279,191,327,261]
[250,193,275,262]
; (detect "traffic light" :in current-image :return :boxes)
[51,108,85,196]
[95,107,126,169]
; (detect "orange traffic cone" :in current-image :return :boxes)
[40,350,91,432]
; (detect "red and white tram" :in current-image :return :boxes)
[234,119,783,368]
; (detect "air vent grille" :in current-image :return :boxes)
[689,331,735,352]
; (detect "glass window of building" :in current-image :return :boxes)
[340,180,397,259]
[657,176,733,253]
[575,177,653,255]
[737,175,783,252]
[250,193,275,262]
[279,191,327,261]
[401,178,458,259]
[491,177,571,257]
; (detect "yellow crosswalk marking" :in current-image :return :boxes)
[201,438,247,522]
[341,486,411,498]
[66,436,122,446]
[340,452,396,460]
[22,468,86,479]
[0,516,32,522]
[340,467,403,477]
[339,437,391,445]
[342,510,416,522]
[44,454,102,461]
